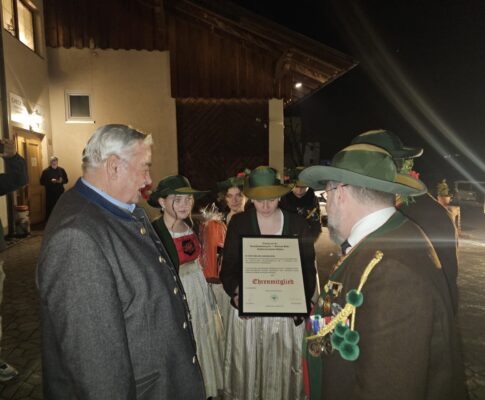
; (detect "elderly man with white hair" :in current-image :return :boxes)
[37,124,205,399]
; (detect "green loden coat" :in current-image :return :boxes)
[306,211,467,400]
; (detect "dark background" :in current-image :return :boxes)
[236,0,485,194]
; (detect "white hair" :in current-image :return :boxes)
[347,185,395,206]
[82,124,153,171]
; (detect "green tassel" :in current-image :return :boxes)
[334,323,349,337]
[344,330,360,345]
[331,333,344,350]
[339,343,360,361]
[346,289,364,307]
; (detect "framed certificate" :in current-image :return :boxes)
[239,235,309,317]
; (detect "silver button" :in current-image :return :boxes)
[158,256,165,263]
[183,295,186,300]
[140,227,146,235]
[183,321,187,329]
[173,287,179,295]
[192,356,197,364]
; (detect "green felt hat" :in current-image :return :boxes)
[286,166,309,187]
[351,129,423,159]
[299,144,427,195]
[243,166,293,200]
[148,175,208,208]
[217,169,251,191]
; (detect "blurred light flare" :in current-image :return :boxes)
[334,2,485,195]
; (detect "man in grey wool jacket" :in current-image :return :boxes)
[37,124,206,399]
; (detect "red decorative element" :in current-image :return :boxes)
[236,171,246,177]
[140,183,153,200]
[408,170,420,179]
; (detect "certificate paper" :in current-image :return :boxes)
[240,236,308,316]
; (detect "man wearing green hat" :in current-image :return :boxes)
[300,144,466,400]
[352,129,459,314]
[280,166,322,242]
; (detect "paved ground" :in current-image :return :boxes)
[0,232,42,399]
[0,210,484,399]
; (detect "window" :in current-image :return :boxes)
[2,0,15,35]
[65,93,94,123]
[16,0,33,50]
[2,0,36,51]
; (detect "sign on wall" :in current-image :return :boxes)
[9,93,46,133]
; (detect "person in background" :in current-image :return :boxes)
[220,166,317,400]
[37,125,205,399]
[216,171,248,225]
[200,171,249,328]
[0,136,26,382]
[280,166,322,242]
[149,175,223,399]
[301,144,466,400]
[351,129,460,314]
[40,156,68,220]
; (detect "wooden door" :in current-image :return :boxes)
[16,131,44,224]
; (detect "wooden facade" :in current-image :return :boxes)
[176,98,268,190]
[44,0,356,183]
[44,0,356,105]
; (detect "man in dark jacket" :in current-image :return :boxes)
[280,167,322,242]
[37,125,205,399]
[40,156,68,220]
[351,129,460,314]
[301,144,466,400]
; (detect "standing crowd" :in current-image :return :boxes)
[33,124,466,399]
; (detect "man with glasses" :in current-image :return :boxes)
[300,144,466,400]
[351,129,460,314]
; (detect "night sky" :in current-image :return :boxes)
[236,0,485,190]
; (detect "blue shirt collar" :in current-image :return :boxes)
[81,178,136,213]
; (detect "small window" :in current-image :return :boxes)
[65,93,94,123]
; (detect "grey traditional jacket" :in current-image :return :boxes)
[37,179,206,400]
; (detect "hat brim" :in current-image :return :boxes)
[217,179,244,191]
[300,165,426,196]
[390,146,424,159]
[243,184,293,200]
[148,187,208,208]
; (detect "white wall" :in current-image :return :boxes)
[47,48,177,217]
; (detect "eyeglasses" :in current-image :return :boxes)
[320,184,348,202]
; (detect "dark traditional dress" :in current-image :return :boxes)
[280,188,322,241]
[220,208,317,400]
[40,166,68,219]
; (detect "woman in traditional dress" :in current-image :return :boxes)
[148,175,223,399]
[203,171,249,327]
[220,166,317,400]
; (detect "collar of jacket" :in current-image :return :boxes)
[73,178,135,221]
[330,211,406,281]
[250,207,290,235]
